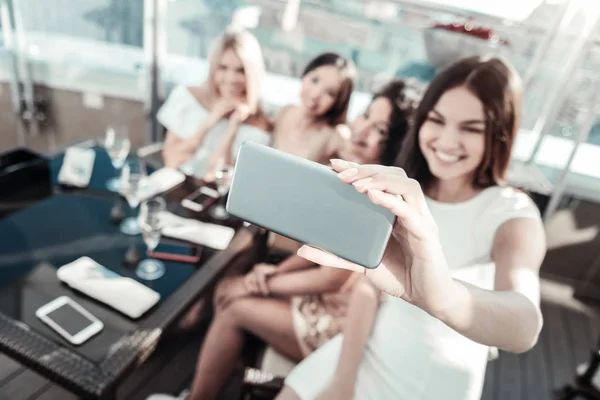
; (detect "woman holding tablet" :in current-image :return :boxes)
[279,56,546,400]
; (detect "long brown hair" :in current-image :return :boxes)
[301,52,356,126]
[396,56,522,188]
[371,80,417,166]
[397,56,522,189]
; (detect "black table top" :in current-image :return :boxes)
[0,145,259,399]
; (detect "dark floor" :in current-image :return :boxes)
[482,298,598,400]
[0,279,597,400]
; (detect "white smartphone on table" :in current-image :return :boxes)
[35,296,104,346]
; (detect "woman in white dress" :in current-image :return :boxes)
[158,27,271,179]
[278,56,547,400]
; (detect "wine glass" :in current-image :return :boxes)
[120,158,148,235]
[136,197,167,281]
[104,126,131,192]
[210,162,234,220]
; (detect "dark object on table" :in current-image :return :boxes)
[124,244,142,266]
[0,148,51,217]
[109,200,126,224]
[424,22,510,69]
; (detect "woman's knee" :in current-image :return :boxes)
[213,279,235,313]
[215,296,253,326]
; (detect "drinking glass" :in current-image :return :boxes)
[210,162,234,220]
[136,197,166,280]
[120,158,147,235]
[104,126,131,192]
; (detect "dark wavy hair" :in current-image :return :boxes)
[397,56,522,188]
[371,80,416,166]
[302,52,356,126]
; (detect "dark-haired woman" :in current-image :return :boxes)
[272,52,356,165]
[278,56,546,400]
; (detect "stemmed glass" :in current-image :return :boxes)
[120,158,147,235]
[104,126,131,192]
[136,197,167,281]
[210,162,234,220]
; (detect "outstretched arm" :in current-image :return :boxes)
[437,217,545,353]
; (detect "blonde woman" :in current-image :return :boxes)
[158,27,272,178]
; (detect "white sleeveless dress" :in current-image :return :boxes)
[157,85,271,178]
[285,186,541,400]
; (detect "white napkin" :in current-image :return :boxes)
[58,147,96,188]
[159,211,235,250]
[138,167,186,202]
[57,257,160,319]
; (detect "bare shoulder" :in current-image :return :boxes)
[496,217,545,246]
[272,105,300,138]
[275,105,298,125]
[492,217,546,268]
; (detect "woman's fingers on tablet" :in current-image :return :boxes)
[336,164,390,181]
[329,159,360,172]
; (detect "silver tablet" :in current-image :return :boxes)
[226,142,395,268]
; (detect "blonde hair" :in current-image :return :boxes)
[206,27,265,116]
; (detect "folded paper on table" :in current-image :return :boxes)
[138,167,186,202]
[58,147,96,188]
[57,257,161,319]
[159,211,235,250]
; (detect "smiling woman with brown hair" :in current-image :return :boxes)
[278,56,545,400]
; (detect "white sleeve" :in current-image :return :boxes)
[157,86,207,139]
